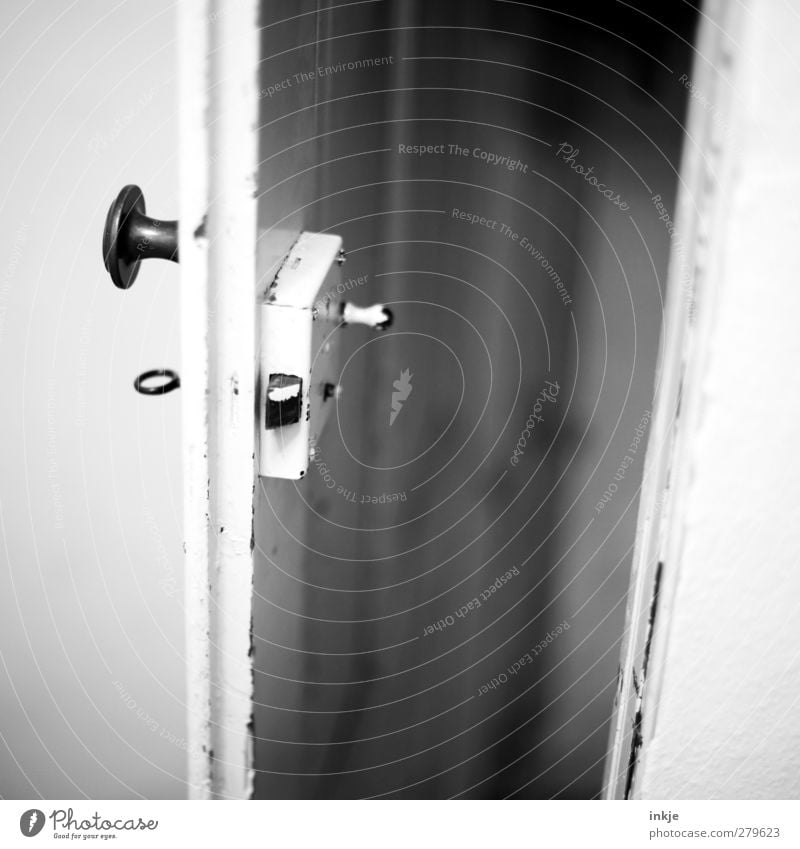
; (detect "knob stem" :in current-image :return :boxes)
[126,212,179,264]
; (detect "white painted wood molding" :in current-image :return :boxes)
[178,0,211,801]
[178,0,260,800]
[606,0,800,799]
[603,0,745,799]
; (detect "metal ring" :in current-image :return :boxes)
[134,369,181,395]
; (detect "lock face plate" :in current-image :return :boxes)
[258,232,343,479]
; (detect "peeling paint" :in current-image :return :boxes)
[624,561,663,798]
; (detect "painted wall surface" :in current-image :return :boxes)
[634,0,800,799]
[0,1,185,797]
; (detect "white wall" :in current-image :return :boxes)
[633,0,800,799]
[0,0,185,797]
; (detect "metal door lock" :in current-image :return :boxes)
[258,232,391,480]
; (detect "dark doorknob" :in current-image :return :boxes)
[102,185,178,289]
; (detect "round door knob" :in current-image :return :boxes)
[102,185,179,289]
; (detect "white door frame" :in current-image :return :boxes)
[178,0,260,800]
[604,0,749,799]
